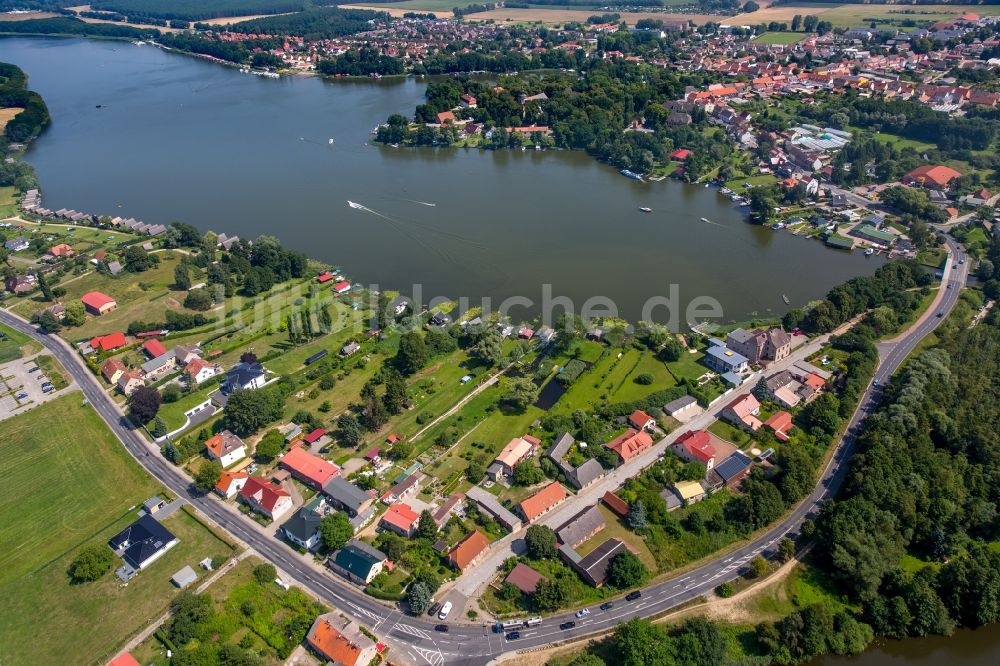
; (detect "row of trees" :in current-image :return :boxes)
[0,61,51,143]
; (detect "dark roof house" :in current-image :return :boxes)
[108,514,179,570]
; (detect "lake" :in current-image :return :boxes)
[4,36,883,326]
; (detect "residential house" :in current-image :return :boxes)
[341,341,361,357]
[604,428,654,464]
[545,432,603,489]
[5,274,36,293]
[601,491,629,518]
[504,563,545,594]
[554,504,606,549]
[721,394,763,432]
[465,486,522,531]
[726,327,792,365]
[117,370,144,396]
[173,344,201,365]
[239,476,294,521]
[214,470,249,499]
[764,411,794,442]
[460,93,477,108]
[280,446,340,490]
[432,492,464,528]
[380,502,419,537]
[704,343,749,375]
[559,538,630,587]
[518,481,568,522]
[488,434,540,481]
[81,291,117,316]
[108,514,178,571]
[185,358,221,384]
[628,409,656,431]
[709,451,754,489]
[328,540,388,585]
[903,164,962,189]
[306,613,378,666]
[140,349,176,380]
[4,236,29,252]
[332,280,351,294]
[224,361,266,393]
[101,358,127,385]
[142,338,168,359]
[323,476,374,518]
[663,480,707,511]
[108,653,143,666]
[663,395,700,422]
[671,430,717,469]
[281,501,325,551]
[204,430,247,468]
[90,332,127,353]
[47,243,75,258]
[382,470,424,505]
[447,530,491,572]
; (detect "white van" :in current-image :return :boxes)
[438,601,453,620]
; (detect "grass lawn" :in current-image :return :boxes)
[14,253,190,340]
[576,505,657,572]
[743,561,850,621]
[754,31,802,45]
[0,321,40,363]
[725,174,777,192]
[614,352,677,403]
[1,507,235,666]
[917,246,948,269]
[0,185,17,219]
[157,385,216,432]
[0,394,158,585]
[872,131,935,152]
[666,348,709,382]
[709,419,752,448]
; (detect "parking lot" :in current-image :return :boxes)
[0,353,73,421]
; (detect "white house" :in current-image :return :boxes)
[205,430,247,468]
[224,361,266,392]
[185,358,222,384]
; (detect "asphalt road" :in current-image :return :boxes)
[0,239,966,666]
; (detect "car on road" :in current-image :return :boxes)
[434,624,449,632]
[438,601,452,620]
[428,602,441,617]
[575,608,590,618]
[937,312,944,318]
[625,591,642,602]
[505,631,520,640]
[960,259,966,264]
[600,602,614,611]
[560,621,576,630]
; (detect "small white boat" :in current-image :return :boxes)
[639,207,652,213]
[347,201,364,210]
[701,217,711,223]
[865,248,874,256]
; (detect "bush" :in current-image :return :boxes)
[69,544,115,582]
[253,563,277,584]
[715,582,735,598]
[634,373,654,385]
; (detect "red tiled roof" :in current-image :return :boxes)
[81,291,115,309]
[504,562,545,594]
[239,476,290,513]
[215,470,249,495]
[317,271,334,283]
[332,280,351,292]
[628,409,654,429]
[905,165,961,188]
[304,428,326,444]
[280,446,340,487]
[675,430,716,463]
[108,653,142,666]
[764,411,793,434]
[142,338,168,358]
[601,490,629,517]
[308,616,368,666]
[605,428,654,463]
[90,332,127,352]
[381,503,419,532]
[448,530,490,571]
[518,481,568,522]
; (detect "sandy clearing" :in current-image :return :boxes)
[200,13,297,25]
[338,5,445,19]
[0,108,24,131]
[0,12,60,21]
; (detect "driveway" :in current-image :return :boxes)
[0,352,74,421]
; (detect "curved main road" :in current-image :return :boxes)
[0,239,966,665]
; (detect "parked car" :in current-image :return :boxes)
[505,631,520,640]
[434,624,449,632]
[625,591,642,602]
[575,608,590,618]
[600,602,614,611]
[16,391,28,399]
[438,601,453,620]
[428,603,441,617]
[560,622,576,630]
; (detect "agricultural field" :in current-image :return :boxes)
[0,185,18,218]
[738,4,1000,29]
[753,31,803,45]
[0,395,236,665]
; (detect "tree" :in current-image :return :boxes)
[240,351,258,364]
[378,533,405,561]
[501,376,538,411]
[255,429,284,462]
[34,309,61,332]
[174,261,192,290]
[659,336,685,362]
[512,461,544,486]
[336,413,364,447]
[37,270,53,301]
[475,326,505,366]
[194,460,222,493]
[64,300,85,327]
[554,312,584,352]
[128,385,162,425]
[406,581,432,615]
[628,500,648,532]
[532,578,569,611]
[465,460,485,483]
[499,582,521,602]
[743,1,759,11]
[251,563,277,585]
[320,512,353,550]
[416,510,438,540]
[224,388,285,436]
[364,394,389,431]
[752,377,770,403]
[524,524,558,560]
[716,581,736,598]
[791,14,802,31]
[383,370,409,415]
[184,288,214,311]
[608,551,648,588]
[748,555,769,579]
[123,245,157,272]
[69,544,115,582]
[778,537,796,563]
[397,331,428,374]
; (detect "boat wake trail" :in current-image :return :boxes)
[347,201,456,262]
[402,199,436,207]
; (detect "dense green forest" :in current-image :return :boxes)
[225,7,386,40]
[89,0,311,22]
[0,16,157,39]
[0,61,50,143]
